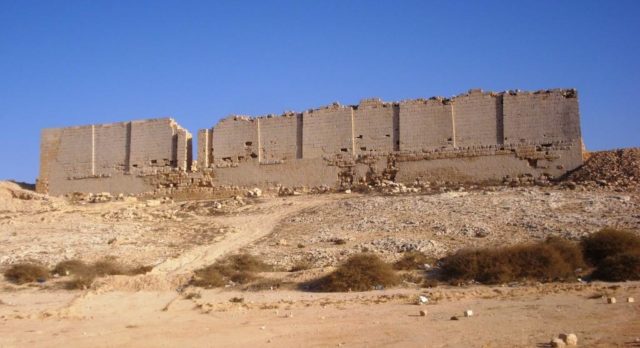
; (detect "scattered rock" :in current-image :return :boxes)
[419,310,427,317]
[607,297,617,304]
[450,316,459,321]
[559,333,578,346]
[464,309,473,317]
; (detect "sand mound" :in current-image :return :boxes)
[0,181,62,212]
[567,148,640,188]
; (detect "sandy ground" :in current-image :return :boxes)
[1,181,640,347]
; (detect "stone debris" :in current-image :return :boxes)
[417,295,429,305]
[607,297,617,304]
[245,188,262,198]
[628,297,635,303]
[568,148,640,189]
[559,333,578,346]
[463,310,473,317]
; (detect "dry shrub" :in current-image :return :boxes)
[191,253,272,288]
[583,228,640,281]
[53,260,90,276]
[440,238,585,284]
[55,258,153,290]
[582,228,640,265]
[191,266,225,288]
[92,259,127,276]
[305,253,400,292]
[591,252,640,281]
[245,278,285,291]
[393,251,432,270]
[4,263,50,285]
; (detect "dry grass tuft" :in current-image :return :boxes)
[191,253,273,288]
[4,263,50,285]
[440,238,585,284]
[304,253,400,292]
[393,251,433,270]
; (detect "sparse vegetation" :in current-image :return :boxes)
[583,228,640,281]
[289,260,312,272]
[191,253,273,288]
[304,253,400,292]
[591,252,640,281]
[4,263,50,285]
[582,228,640,265]
[54,258,153,290]
[439,238,585,284]
[393,251,432,270]
[53,259,90,276]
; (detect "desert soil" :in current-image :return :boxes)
[1,180,639,347]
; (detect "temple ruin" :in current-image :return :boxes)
[36,88,583,195]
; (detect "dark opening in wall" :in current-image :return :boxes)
[447,137,452,142]
[356,135,363,139]
[385,134,390,137]
[222,157,232,161]
[341,148,348,152]
[250,152,258,158]
[150,160,157,165]
[527,158,538,168]
[245,141,252,146]
[360,147,367,151]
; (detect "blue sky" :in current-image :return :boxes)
[1,0,639,182]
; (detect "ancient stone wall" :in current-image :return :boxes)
[37,118,192,195]
[38,88,583,195]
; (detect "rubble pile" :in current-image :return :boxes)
[567,148,640,189]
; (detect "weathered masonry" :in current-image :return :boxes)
[37,88,583,195]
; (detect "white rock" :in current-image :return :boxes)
[550,338,566,348]
[628,297,635,303]
[559,333,578,346]
[607,297,617,304]
[344,189,351,194]
[464,309,473,317]
[417,295,429,305]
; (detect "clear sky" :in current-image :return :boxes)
[1,1,639,182]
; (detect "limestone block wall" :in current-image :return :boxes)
[452,90,503,147]
[38,88,583,195]
[353,99,397,154]
[259,113,301,163]
[211,116,259,165]
[503,90,580,144]
[37,118,192,195]
[302,105,354,158]
[398,99,454,151]
[94,122,129,176]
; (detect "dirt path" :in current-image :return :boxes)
[152,195,336,275]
